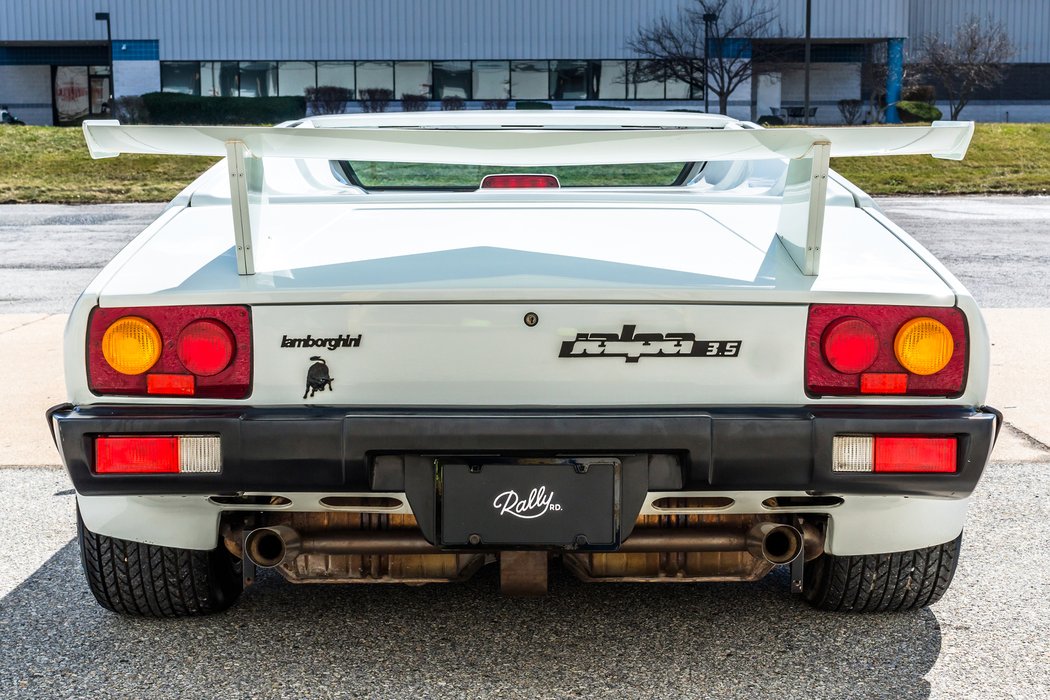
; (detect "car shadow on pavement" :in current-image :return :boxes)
[0,541,941,699]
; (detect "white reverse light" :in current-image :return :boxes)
[178,436,222,473]
[832,436,874,472]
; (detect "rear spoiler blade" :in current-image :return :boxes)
[82,119,974,276]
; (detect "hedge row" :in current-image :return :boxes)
[140,92,306,125]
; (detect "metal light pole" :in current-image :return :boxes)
[95,12,113,108]
[803,0,812,124]
[702,12,718,113]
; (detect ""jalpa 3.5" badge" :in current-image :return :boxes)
[559,324,741,363]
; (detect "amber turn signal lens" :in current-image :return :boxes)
[894,317,953,375]
[101,316,162,375]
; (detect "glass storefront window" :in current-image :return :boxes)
[549,60,588,99]
[239,61,277,97]
[629,61,664,99]
[394,61,432,98]
[356,61,394,93]
[201,61,238,97]
[160,62,200,95]
[317,61,355,96]
[473,61,510,99]
[589,60,626,100]
[278,61,315,97]
[433,61,471,99]
[510,61,549,100]
[665,76,691,99]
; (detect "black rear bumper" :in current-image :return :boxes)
[49,404,999,500]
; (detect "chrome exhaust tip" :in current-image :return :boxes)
[747,522,803,565]
[244,525,301,568]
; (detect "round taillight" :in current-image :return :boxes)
[177,319,234,376]
[895,317,953,375]
[821,318,879,374]
[101,316,162,375]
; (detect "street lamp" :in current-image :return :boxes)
[702,11,718,113]
[95,12,113,108]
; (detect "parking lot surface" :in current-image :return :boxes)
[0,198,1048,699]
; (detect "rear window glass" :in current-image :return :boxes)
[338,162,690,189]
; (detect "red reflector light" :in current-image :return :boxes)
[480,174,560,189]
[822,318,879,373]
[177,319,235,376]
[147,373,195,395]
[860,373,908,394]
[96,437,179,474]
[874,437,957,473]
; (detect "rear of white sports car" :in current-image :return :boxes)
[48,113,998,616]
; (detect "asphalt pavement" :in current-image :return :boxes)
[0,198,1048,699]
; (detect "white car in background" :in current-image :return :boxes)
[47,112,998,617]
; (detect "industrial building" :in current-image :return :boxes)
[1,0,1047,125]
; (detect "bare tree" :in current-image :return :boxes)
[628,0,776,114]
[917,14,1014,120]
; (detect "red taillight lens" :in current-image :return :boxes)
[874,436,957,473]
[96,436,179,473]
[88,306,251,399]
[480,174,560,189]
[177,319,235,376]
[94,435,222,474]
[821,318,878,373]
[806,305,966,397]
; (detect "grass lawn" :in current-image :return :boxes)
[1,122,1048,203]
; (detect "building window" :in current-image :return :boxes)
[590,60,627,99]
[550,60,588,99]
[434,61,471,99]
[201,61,238,97]
[394,61,431,98]
[628,61,665,99]
[317,61,355,97]
[278,61,315,97]
[665,76,691,99]
[510,60,549,100]
[356,61,394,94]
[239,61,277,97]
[160,61,200,95]
[473,60,510,99]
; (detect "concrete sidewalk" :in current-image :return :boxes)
[1,310,1047,467]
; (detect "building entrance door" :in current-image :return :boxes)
[53,65,111,125]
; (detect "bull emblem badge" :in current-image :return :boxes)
[303,356,334,399]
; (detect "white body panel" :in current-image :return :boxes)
[77,490,969,556]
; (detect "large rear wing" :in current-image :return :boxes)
[83,114,973,276]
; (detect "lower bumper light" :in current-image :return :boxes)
[832,435,958,474]
[95,435,221,474]
[832,435,874,472]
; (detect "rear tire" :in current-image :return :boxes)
[77,508,242,617]
[804,533,962,612]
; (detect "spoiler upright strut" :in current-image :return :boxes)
[83,114,974,276]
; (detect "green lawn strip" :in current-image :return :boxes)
[1,122,1048,203]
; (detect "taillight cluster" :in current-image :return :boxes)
[88,306,251,398]
[806,305,966,397]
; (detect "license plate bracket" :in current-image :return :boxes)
[439,459,619,548]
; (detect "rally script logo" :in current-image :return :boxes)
[492,486,563,519]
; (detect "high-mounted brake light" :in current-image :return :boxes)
[89,306,251,399]
[480,174,560,189]
[806,305,966,397]
[95,435,221,474]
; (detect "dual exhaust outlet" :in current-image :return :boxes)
[244,521,811,569]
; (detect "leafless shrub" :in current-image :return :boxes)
[400,94,429,111]
[359,88,393,113]
[837,99,863,125]
[441,96,466,111]
[482,99,509,110]
[305,86,353,115]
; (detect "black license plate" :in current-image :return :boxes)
[440,459,618,547]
